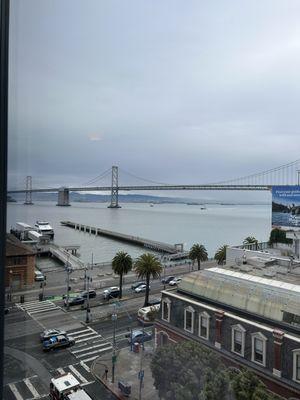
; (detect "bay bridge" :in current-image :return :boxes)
[7,159,300,208]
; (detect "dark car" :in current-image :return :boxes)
[161,276,175,284]
[64,296,85,306]
[148,298,161,306]
[103,287,120,300]
[43,335,75,351]
[131,281,146,290]
[81,289,97,299]
[128,330,152,344]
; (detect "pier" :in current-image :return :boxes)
[61,221,180,254]
[48,243,85,270]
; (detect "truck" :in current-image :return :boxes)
[49,373,93,400]
[137,304,160,323]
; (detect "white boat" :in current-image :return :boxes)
[34,221,54,238]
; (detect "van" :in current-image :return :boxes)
[137,304,160,323]
[35,270,45,281]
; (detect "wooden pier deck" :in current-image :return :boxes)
[60,221,179,254]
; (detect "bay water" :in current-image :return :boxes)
[7,201,271,263]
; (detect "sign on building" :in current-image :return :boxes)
[272,185,300,230]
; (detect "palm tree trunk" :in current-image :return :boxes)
[144,273,150,307]
[119,273,123,299]
[197,259,201,270]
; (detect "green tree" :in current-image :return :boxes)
[112,251,132,299]
[269,228,293,246]
[243,236,259,249]
[230,369,279,400]
[134,253,162,306]
[214,244,227,265]
[189,244,208,270]
[151,341,232,400]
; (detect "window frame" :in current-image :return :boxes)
[184,306,195,333]
[231,324,246,357]
[251,332,267,367]
[198,311,210,340]
[161,298,171,323]
[293,349,300,383]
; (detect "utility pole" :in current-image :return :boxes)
[85,254,93,323]
[111,303,117,383]
[65,255,72,310]
[138,321,145,400]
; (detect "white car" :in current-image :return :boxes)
[135,284,150,293]
[169,277,182,286]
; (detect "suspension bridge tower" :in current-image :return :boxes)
[24,176,33,205]
[108,166,121,208]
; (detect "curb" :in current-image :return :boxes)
[91,360,127,400]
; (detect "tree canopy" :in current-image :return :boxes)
[268,228,293,246]
[134,253,162,306]
[189,244,208,270]
[151,341,231,400]
[112,251,132,299]
[214,244,227,265]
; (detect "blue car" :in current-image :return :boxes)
[128,330,152,344]
[43,335,75,351]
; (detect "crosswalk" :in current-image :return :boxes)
[4,362,94,400]
[68,326,112,363]
[15,300,62,316]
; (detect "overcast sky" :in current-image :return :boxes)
[7,0,300,200]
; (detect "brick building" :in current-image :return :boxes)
[155,267,300,399]
[5,234,36,290]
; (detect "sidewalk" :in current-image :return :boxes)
[92,342,159,400]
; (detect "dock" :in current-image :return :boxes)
[48,243,85,270]
[61,221,180,254]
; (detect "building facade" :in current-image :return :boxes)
[5,234,36,290]
[155,268,300,399]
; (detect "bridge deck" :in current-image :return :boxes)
[60,221,178,254]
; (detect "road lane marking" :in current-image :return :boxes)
[8,383,23,400]
[68,365,88,384]
[23,378,40,398]
[74,346,112,359]
[71,332,100,340]
[67,328,92,336]
[81,355,101,363]
[80,361,90,373]
[75,334,102,343]
[72,342,111,354]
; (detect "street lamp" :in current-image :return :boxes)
[111,304,117,384]
[65,255,73,310]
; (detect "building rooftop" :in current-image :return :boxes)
[6,233,36,257]
[178,267,300,327]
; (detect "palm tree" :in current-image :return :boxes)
[112,251,132,299]
[243,236,258,250]
[214,245,227,265]
[134,253,162,307]
[189,244,208,270]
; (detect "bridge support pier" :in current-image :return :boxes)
[56,187,70,206]
[108,165,121,208]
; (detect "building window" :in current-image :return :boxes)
[251,332,267,366]
[162,298,171,322]
[199,311,210,340]
[184,306,194,333]
[231,324,246,356]
[159,331,169,346]
[293,350,300,382]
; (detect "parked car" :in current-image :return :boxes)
[40,329,67,342]
[131,281,146,290]
[128,330,152,344]
[161,276,175,284]
[135,284,150,293]
[81,289,97,299]
[147,298,161,306]
[169,277,182,286]
[103,287,120,300]
[34,270,45,281]
[43,335,75,351]
[64,296,85,307]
